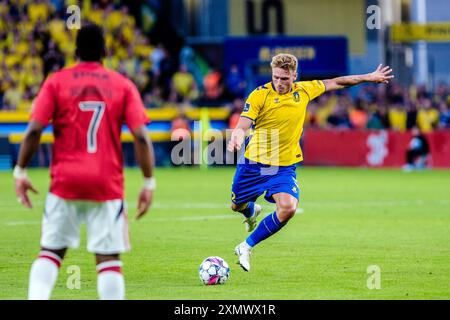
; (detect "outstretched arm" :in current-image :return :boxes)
[323,64,394,92]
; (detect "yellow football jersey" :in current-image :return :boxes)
[241,80,325,166]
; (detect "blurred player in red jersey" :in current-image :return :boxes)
[13,24,155,300]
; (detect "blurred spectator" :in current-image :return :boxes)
[144,87,164,109]
[375,85,388,106]
[158,49,177,99]
[171,107,191,141]
[226,64,246,99]
[416,97,439,133]
[326,100,352,129]
[388,103,407,131]
[28,0,52,24]
[367,105,389,129]
[169,64,198,104]
[403,127,430,172]
[438,100,450,129]
[121,45,139,78]
[305,101,319,128]
[17,85,33,112]
[228,98,245,129]
[315,93,336,127]
[387,82,404,105]
[201,69,223,103]
[2,80,21,110]
[349,99,368,129]
[416,84,430,101]
[434,82,448,103]
[50,0,65,14]
[405,102,418,130]
[43,39,64,76]
[149,43,164,72]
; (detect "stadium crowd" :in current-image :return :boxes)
[228,82,450,132]
[1,0,449,133]
[304,82,450,132]
[0,0,161,111]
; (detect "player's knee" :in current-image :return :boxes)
[96,254,120,265]
[231,202,245,212]
[41,247,67,260]
[277,205,297,222]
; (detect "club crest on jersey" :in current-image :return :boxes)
[243,103,250,112]
[293,92,300,102]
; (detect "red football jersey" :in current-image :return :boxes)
[31,62,150,201]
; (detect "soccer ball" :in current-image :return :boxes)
[198,256,230,285]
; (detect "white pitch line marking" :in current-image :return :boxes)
[4,209,304,226]
[3,198,449,226]
[5,221,40,226]
[1,199,450,210]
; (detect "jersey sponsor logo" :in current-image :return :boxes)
[244,103,250,112]
[293,91,300,102]
[274,98,280,104]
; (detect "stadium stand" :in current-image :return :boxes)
[0,0,449,169]
[0,0,448,128]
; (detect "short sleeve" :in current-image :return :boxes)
[300,80,326,102]
[123,79,150,131]
[241,89,263,121]
[30,76,57,127]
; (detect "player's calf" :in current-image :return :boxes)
[231,202,261,232]
[28,247,66,300]
[96,254,125,300]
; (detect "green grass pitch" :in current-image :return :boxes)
[0,166,449,299]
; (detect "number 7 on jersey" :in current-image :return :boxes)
[79,101,105,153]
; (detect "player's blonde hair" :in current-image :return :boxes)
[270,53,298,74]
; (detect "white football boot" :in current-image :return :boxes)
[243,203,261,232]
[234,242,252,272]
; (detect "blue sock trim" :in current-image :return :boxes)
[271,211,286,227]
[262,220,273,234]
[271,212,280,227]
[246,212,285,248]
[240,202,255,218]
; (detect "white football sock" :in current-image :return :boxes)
[97,260,125,300]
[28,251,61,300]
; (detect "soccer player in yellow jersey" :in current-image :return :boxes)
[228,53,394,271]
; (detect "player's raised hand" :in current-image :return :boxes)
[368,64,394,84]
[15,178,39,209]
[228,128,245,152]
[136,188,153,220]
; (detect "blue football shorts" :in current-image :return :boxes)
[231,161,300,204]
